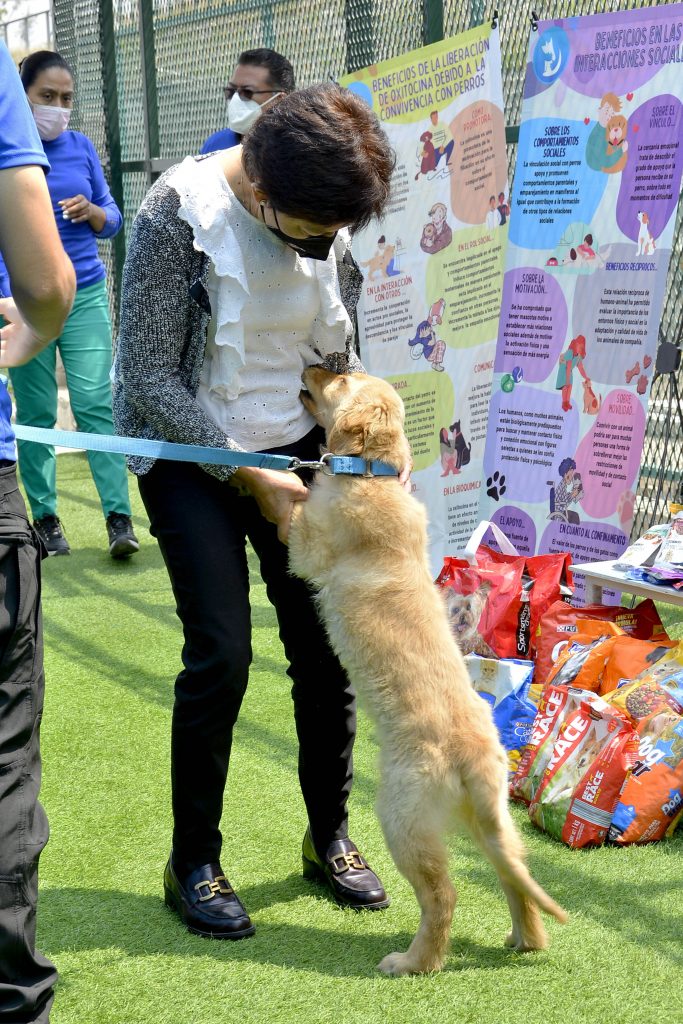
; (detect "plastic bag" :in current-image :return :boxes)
[439,522,573,659]
[464,655,536,778]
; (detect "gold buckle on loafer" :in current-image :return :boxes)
[330,851,367,875]
[194,875,233,901]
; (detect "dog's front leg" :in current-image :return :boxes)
[288,502,331,585]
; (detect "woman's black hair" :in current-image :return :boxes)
[242,83,395,232]
[19,50,73,90]
[559,457,576,477]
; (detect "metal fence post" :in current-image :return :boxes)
[99,0,125,324]
[423,0,444,44]
[138,0,160,186]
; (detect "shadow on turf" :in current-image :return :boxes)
[38,875,540,976]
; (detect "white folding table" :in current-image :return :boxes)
[569,560,683,608]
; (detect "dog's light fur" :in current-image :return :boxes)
[289,368,567,976]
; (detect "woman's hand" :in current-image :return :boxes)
[398,461,412,492]
[58,195,107,232]
[230,466,309,544]
[0,297,49,366]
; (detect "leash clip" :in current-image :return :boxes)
[285,452,333,473]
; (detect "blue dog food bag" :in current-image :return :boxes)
[464,655,537,777]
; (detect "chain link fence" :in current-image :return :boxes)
[50,0,683,534]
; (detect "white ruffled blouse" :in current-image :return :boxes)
[167,155,351,452]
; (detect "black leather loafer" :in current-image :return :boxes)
[302,829,390,910]
[163,857,255,939]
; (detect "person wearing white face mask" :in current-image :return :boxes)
[0,50,139,560]
[200,47,295,154]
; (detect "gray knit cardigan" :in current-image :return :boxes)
[112,161,365,481]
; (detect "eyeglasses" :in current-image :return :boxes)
[222,85,274,102]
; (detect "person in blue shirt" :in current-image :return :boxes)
[200,48,295,154]
[0,39,75,1024]
[0,50,138,558]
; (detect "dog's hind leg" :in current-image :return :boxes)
[460,774,567,952]
[376,786,456,976]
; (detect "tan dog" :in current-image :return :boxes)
[582,378,602,414]
[602,114,628,173]
[361,239,396,280]
[288,368,567,976]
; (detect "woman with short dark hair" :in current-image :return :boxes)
[113,84,395,940]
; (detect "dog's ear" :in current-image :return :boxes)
[328,397,407,461]
[327,409,366,455]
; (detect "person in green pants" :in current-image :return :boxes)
[1,50,138,558]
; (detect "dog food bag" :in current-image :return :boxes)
[533,599,670,687]
[609,641,683,709]
[528,695,639,848]
[598,637,675,696]
[608,702,683,844]
[545,625,623,692]
[510,684,588,804]
[464,656,537,778]
[476,546,574,658]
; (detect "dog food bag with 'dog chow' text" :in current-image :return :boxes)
[528,694,639,848]
[607,701,683,844]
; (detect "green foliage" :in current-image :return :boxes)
[35,453,683,1024]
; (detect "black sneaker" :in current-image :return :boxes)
[34,515,71,556]
[106,513,140,559]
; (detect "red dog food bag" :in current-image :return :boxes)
[476,546,574,659]
[509,684,586,804]
[533,599,670,687]
[528,695,639,848]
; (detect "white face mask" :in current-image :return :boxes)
[31,103,71,141]
[227,91,281,136]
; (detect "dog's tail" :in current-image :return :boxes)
[462,796,568,924]
[506,861,568,923]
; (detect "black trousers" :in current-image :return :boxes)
[138,429,356,872]
[0,465,55,1024]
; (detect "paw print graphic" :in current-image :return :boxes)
[486,471,506,501]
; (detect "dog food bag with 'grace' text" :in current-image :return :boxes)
[528,694,639,848]
[464,656,536,779]
[510,684,588,804]
[533,599,669,687]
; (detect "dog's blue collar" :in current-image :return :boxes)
[287,453,399,477]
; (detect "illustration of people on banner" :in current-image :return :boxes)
[341,22,510,575]
[480,4,683,594]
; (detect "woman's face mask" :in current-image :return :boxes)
[31,103,71,141]
[259,202,337,262]
[227,91,281,136]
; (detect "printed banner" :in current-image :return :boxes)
[479,4,683,594]
[342,24,509,576]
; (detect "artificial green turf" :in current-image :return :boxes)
[34,453,683,1024]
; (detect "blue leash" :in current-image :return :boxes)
[12,425,399,477]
